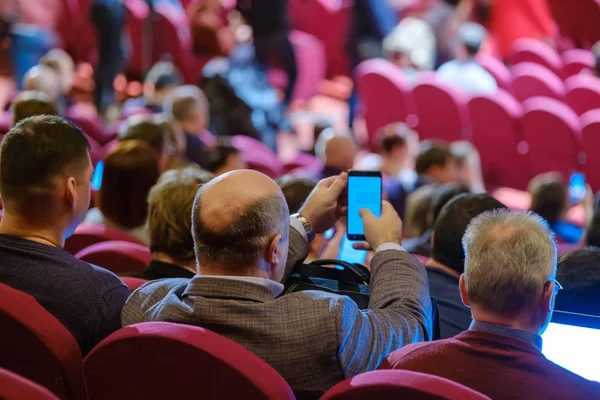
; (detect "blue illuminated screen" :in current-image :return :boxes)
[339,236,367,265]
[348,175,381,236]
[542,322,600,382]
[91,161,104,191]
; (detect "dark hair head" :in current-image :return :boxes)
[148,166,214,261]
[11,91,59,126]
[98,140,160,229]
[458,22,486,56]
[144,62,182,91]
[203,139,240,174]
[432,193,507,273]
[556,247,600,315]
[276,175,318,213]
[415,140,453,175]
[429,183,471,225]
[0,115,90,211]
[586,212,600,247]
[118,115,168,154]
[377,123,415,154]
[165,85,208,122]
[529,173,567,225]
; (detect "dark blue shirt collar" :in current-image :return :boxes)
[469,320,543,351]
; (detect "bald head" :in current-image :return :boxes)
[23,65,61,101]
[192,170,290,271]
[324,135,357,171]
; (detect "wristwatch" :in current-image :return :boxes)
[291,213,316,243]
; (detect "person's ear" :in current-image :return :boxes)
[459,274,471,308]
[542,281,555,314]
[266,234,282,267]
[65,177,77,210]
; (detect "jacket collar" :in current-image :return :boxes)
[182,275,281,303]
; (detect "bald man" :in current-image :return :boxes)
[301,133,357,181]
[122,170,432,398]
[22,65,61,102]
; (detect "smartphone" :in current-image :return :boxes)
[347,171,382,241]
[569,173,586,204]
[91,161,104,191]
[323,227,335,239]
[338,236,368,265]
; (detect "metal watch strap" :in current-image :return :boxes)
[291,213,316,242]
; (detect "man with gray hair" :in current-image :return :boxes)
[381,210,600,398]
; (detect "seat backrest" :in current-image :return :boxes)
[119,276,149,292]
[565,74,600,116]
[413,74,469,142]
[123,0,151,78]
[355,59,416,150]
[510,38,562,75]
[468,90,529,190]
[286,30,326,101]
[570,0,600,48]
[511,62,566,103]
[321,370,491,400]
[0,283,85,399]
[83,322,295,400]
[232,135,284,178]
[65,106,112,145]
[561,49,595,79]
[75,241,151,274]
[476,53,513,94]
[521,97,584,179]
[0,368,59,400]
[283,152,323,173]
[64,223,146,255]
[581,110,600,191]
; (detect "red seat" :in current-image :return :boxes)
[510,38,562,76]
[561,49,595,79]
[321,370,491,400]
[123,0,151,78]
[0,368,59,400]
[64,223,146,255]
[355,59,416,150]
[119,276,149,292]
[581,110,600,191]
[569,0,600,48]
[565,74,600,116]
[83,322,295,400]
[75,241,151,274]
[283,152,323,174]
[65,106,114,145]
[521,97,584,180]
[468,90,530,190]
[0,283,85,399]
[511,63,566,103]
[232,135,284,178]
[476,53,513,94]
[413,74,469,142]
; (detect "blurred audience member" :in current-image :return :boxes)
[123,62,182,114]
[437,22,496,95]
[155,114,189,170]
[415,140,458,189]
[0,115,129,355]
[22,64,61,102]
[422,0,461,66]
[404,184,438,239]
[125,167,214,280]
[451,141,486,193]
[310,120,333,155]
[378,123,419,185]
[426,193,507,338]
[529,173,593,244]
[586,212,600,247]
[556,248,600,316]
[118,115,172,172]
[310,133,357,181]
[277,176,318,214]
[165,85,210,168]
[85,141,160,244]
[382,210,600,398]
[122,171,432,398]
[10,91,59,126]
[403,183,470,256]
[188,0,235,59]
[203,141,247,175]
[39,49,75,103]
[383,17,436,83]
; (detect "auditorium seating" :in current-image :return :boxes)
[0,368,59,400]
[561,49,595,79]
[510,38,563,76]
[477,53,514,94]
[321,370,491,400]
[283,152,323,173]
[64,224,146,255]
[82,322,295,400]
[120,277,149,292]
[0,283,85,399]
[232,135,285,178]
[123,0,150,79]
[511,63,566,103]
[565,75,600,116]
[75,241,152,274]
[581,110,600,191]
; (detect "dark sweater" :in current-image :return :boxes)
[381,329,600,399]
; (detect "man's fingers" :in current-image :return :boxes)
[359,208,375,219]
[317,175,338,189]
[381,200,395,214]
[352,242,372,251]
[327,172,348,197]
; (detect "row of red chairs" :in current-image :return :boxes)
[0,282,489,399]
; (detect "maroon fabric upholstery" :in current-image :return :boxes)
[123,0,151,78]
[511,62,566,103]
[0,368,59,400]
[283,152,323,173]
[565,74,600,116]
[321,370,490,400]
[355,59,417,150]
[83,322,295,400]
[561,49,595,79]
[521,97,584,179]
[75,241,151,274]
[232,135,284,178]
[581,110,600,191]
[0,283,85,399]
[119,277,149,292]
[64,223,146,255]
[510,38,562,75]
[65,106,114,145]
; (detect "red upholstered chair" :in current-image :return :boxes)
[0,368,59,400]
[511,63,566,103]
[355,59,417,150]
[321,370,491,400]
[232,135,284,178]
[565,75,600,116]
[569,0,600,48]
[476,53,513,94]
[64,223,146,255]
[283,152,323,173]
[581,110,600,191]
[75,241,151,274]
[468,90,530,190]
[119,277,149,292]
[521,97,584,180]
[65,106,113,145]
[0,283,85,399]
[123,0,151,78]
[561,49,595,79]
[83,322,295,400]
[510,38,562,76]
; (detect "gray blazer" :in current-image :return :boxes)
[122,225,432,398]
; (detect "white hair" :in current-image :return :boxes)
[462,210,557,314]
[383,17,436,71]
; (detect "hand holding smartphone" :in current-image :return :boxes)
[347,171,382,241]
